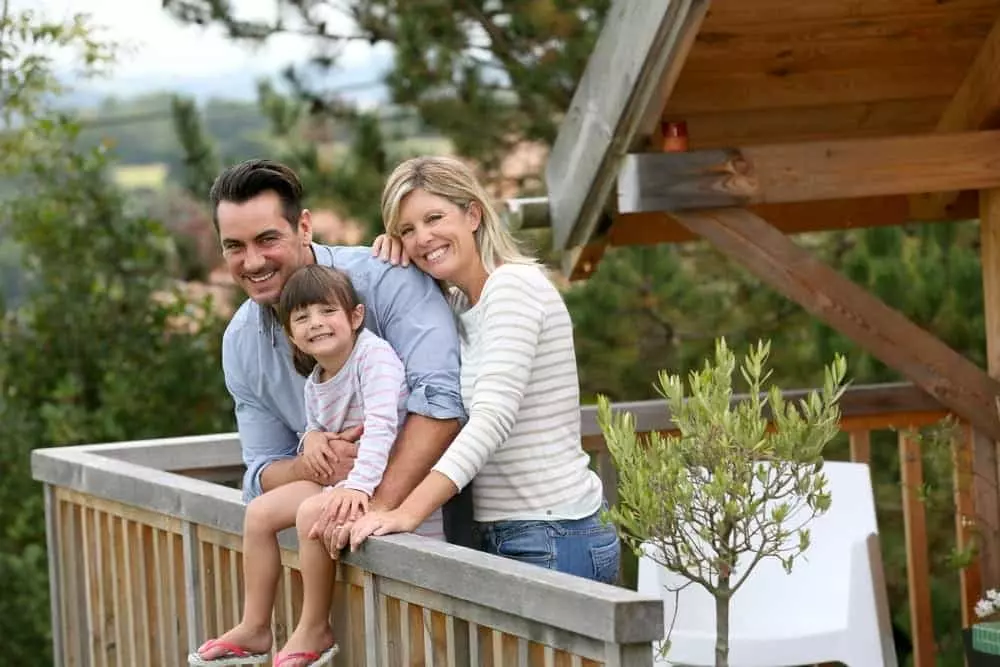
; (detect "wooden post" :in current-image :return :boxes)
[899,432,935,667]
[977,188,1000,594]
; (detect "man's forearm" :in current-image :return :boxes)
[372,414,459,510]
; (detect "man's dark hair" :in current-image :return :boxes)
[209,159,304,231]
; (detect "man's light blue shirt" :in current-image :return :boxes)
[222,244,465,501]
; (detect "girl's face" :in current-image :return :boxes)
[288,299,364,370]
[395,188,481,284]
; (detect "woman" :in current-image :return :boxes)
[330,155,619,583]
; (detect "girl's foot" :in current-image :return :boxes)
[193,623,272,661]
[273,624,337,667]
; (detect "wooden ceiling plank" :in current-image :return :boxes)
[684,9,994,76]
[665,62,971,115]
[672,98,948,150]
[702,0,1000,27]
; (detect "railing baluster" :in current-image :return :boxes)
[422,607,435,666]
[152,528,168,667]
[899,431,935,667]
[848,430,871,464]
[44,485,65,667]
[121,518,137,667]
[399,600,411,665]
[181,521,203,653]
[363,572,381,666]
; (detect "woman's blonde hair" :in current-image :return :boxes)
[381,156,535,273]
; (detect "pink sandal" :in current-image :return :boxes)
[273,644,339,667]
[187,639,270,666]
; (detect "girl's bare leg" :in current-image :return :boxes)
[274,492,338,664]
[196,481,322,659]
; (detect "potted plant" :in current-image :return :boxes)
[597,339,847,667]
[965,590,1000,666]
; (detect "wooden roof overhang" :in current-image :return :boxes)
[545,0,1000,275]
[542,0,1000,612]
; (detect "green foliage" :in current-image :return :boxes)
[0,7,234,663]
[162,0,609,173]
[598,339,847,666]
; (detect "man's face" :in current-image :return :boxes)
[217,191,314,306]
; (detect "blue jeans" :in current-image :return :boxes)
[478,506,621,584]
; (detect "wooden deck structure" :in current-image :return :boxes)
[33,383,977,666]
[535,3,1000,664]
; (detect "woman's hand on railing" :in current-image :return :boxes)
[349,509,420,551]
[371,234,411,267]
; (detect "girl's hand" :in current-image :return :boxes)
[371,234,411,267]
[329,488,369,524]
[301,431,335,479]
[349,509,419,551]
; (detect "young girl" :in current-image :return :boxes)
[325,156,620,583]
[190,264,425,667]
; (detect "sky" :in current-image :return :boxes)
[18,0,393,104]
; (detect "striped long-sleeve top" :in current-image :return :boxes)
[304,329,445,538]
[432,263,604,522]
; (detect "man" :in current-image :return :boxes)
[212,158,474,547]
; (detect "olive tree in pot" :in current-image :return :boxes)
[597,339,847,667]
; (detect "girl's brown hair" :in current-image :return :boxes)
[277,265,364,376]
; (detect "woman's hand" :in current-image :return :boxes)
[371,234,411,267]
[349,509,420,551]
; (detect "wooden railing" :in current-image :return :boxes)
[33,435,663,667]
[32,383,980,667]
[580,382,980,667]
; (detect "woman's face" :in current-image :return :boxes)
[395,188,481,283]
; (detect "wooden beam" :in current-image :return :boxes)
[915,11,1000,218]
[609,194,981,247]
[502,197,550,231]
[618,130,1000,214]
[975,188,1000,592]
[668,207,1000,441]
[545,0,710,253]
[610,197,910,245]
[937,11,1000,134]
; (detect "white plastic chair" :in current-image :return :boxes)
[636,461,897,667]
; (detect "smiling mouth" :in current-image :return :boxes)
[307,333,334,343]
[246,271,276,284]
[425,246,449,262]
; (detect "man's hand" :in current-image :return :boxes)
[295,425,362,486]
